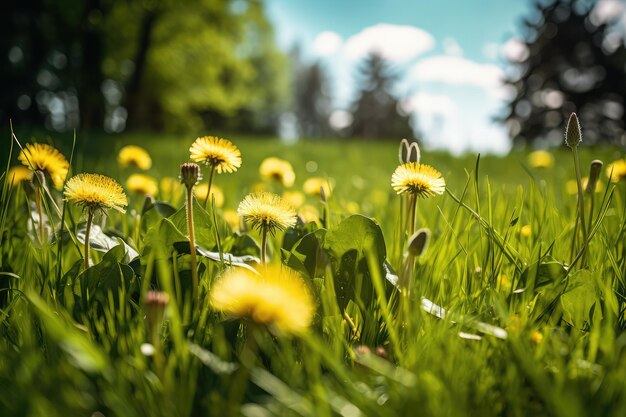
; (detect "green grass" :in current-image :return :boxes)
[1,130,626,417]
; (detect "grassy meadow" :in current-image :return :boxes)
[1,128,626,417]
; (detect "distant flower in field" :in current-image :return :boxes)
[251,182,268,193]
[282,191,305,208]
[391,162,445,197]
[344,201,360,214]
[64,173,128,213]
[259,157,295,187]
[497,274,511,294]
[64,173,128,269]
[118,145,152,170]
[566,177,603,195]
[527,150,554,169]
[222,209,241,232]
[530,330,543,345]
[298,204,320,223]
[189,136,241,174]
[6,166,32,187]
[210,266,315,335]
[303,177,332,197]
[18,143,69,189]
[159,176,183,203]
[194,184,224,208]
[126,173,158,196]
[605,159,626,183]
[238,192,297,235]
[520,224,532,238]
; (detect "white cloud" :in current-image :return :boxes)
[442,37,463,56]
[502,38,529,62]
[343,24,435,62]
[402,92,457,117]
[482,42,500,60]
[410,55,504,91]
[313,31,343,56]
[590,0,625,25]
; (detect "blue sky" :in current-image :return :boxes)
[265,0,534,154]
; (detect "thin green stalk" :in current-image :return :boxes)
[572,147,588,263]
[407,193,417,237]
[84,209,94,270]
[228,324,258,416]
[260,227,268,267]
[186,188,199,294]
[203,165,216,209]
[34,186,45,245]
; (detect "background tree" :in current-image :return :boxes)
[503,0,626,146]
[349,53,414,140]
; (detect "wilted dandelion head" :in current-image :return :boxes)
[189,136,241,173]
[64,173,128,213]
[126,173,158,196]
[527,150,554,169]
[606,159,626,183]
[194,184,224,207]
[118,145,152,170]
[18,143,69,189]
[238,192,297,235]
[259,157,296,187]
[303,177,332,197]
[391,162,446,197]
[7,166,33,187]
[210,266,315,335]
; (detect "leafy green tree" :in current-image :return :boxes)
[349,53,414,140]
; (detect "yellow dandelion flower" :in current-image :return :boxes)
[18,143,69,189]
[282,191,305,209]
[391,162,446,197]
[159,176,183,202]
[126,173,158,196]
[530,330,543,345]
[345,201,360,214]
[210,266,315,335]
[189,136,241,174]
[64,173,128,213]
[117,145,152,170]
[520,224,531,238]
[303,177,332,197]
[298,204,319,223]
[566,177,604,195]
[259,157,296,188]
[527,150,554,169]
[222,209,241,232]
[194,184,224,208]
[238,192,297,235]
[606,159,626,183]
[6,166,33,187]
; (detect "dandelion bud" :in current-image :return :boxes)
[374,346,388,359]
[565,113,582,148]
[144,291,170,337]
[141,194,155,214]
[407,228,431,257]
[180,162,202,189]
[354,345,371,357]
[585,159,603,194]
[32,169,47,189]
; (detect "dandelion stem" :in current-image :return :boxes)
[260,227,268,267]
[186,188,199,294]
[407,194,417,236]
[203,165,216,209]
[34,186,45,245]
[572,147,588,263]
[84,209,94,270]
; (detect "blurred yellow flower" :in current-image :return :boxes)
[159,176,183,202]
[520,224,531,238]
[6,166,32,187]
[303,177,332,197]
[194,183,224,208]
[222,209,240,232]
[391,162,445,197]
[345,201,360,214]
[530,330,543,345]
[210,265,315,335]
[498,274,512,293]
[566,177,604,195]
[189,136,241,173]
[18,143,69,189]
[260,157,296,187]
[64,173,128,213]
[126,173,158,196]
[298,204,320,223]
[282,191,305,208]
[606,159,626,183]
[238,192,297,235]
[527,150,554,169]
[117,145,152,170]
[251,182,268,193]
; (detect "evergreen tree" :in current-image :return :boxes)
[503,0,626,146]
[294,61,331,137]
[349,53,414,140]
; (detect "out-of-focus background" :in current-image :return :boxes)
[2,0,626,156]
